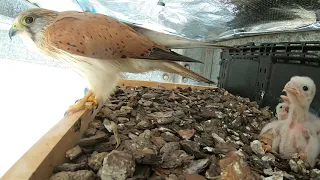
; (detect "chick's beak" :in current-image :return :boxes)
[280,95,289,101]
[9,26,18,40]
[283,82,300,96]
[280,95,290,104]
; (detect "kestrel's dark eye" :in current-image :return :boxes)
[303,86,308,91]
[25,16,34,24]
[280,106,283,108]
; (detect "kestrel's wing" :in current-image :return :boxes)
[44,11,202,63]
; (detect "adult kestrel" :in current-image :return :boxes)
[9,8,235,145]
[9,8,235,113]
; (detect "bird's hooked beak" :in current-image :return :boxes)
[9,26,18,40]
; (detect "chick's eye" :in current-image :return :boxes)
[280,106,283,108]
[25,16,34,24]
[303,86,308,91]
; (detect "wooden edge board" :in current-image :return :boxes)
[117,79,217,90]
[1,109,97,180]
[1,79,216,180]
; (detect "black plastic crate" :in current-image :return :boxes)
[218,41,320,115]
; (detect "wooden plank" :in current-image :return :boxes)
[1,109,96,180]
[117,79,216,90]
[1,79,215,180]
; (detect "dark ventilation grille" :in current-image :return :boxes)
[218,41,320,115]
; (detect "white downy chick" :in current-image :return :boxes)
[276,96,290,120]
[259,97,289,153]
[276,102,288,120]
[278,76,320,167]
[260,96,289,137]
[268,97,291,152]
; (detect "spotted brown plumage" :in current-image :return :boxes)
[45,12,168,61]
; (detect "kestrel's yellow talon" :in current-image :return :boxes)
[83,90,93,99]
[87,95,98,105]
[84,102,94,110]
[66,90,97,115]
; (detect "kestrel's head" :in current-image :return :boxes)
[9,8,58,41]
[283,76,316,108]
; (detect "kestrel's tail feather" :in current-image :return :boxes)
[159,62,215,84]
[125,22,237,50]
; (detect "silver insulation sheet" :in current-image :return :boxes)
[1,0,320,84]
[19,0,320,41]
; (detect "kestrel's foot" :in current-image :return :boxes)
[103,119,121,149]
[65,90,98,116]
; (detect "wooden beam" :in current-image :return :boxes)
[117,79,216,90]
[1,109,96,180]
